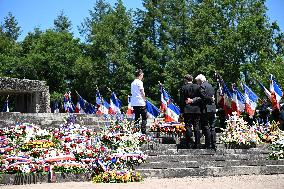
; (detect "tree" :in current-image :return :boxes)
[53,11,72,32]
[132,0,193,102]
[86,0,135,102]
[20,30,81,100]
[79,0,112,42]
[0,27,21,77]
[1,12,21,41]
[131,0,165,102]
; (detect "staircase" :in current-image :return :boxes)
[138,134,284,178]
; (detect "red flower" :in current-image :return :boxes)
[100,147,105,152]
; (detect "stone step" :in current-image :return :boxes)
[136,164,284,178]
[146,153,269,162]
[138,159,284,169]
[143,148,270,156]
[142,142,269,150]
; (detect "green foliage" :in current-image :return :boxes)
[1,12,21,40]
[53,11,72,32]
[86,0,135,103]
[19,29,81,94]
[79,0,112,42]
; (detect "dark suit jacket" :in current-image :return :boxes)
[193,81,216,113]
[180,82,201,114]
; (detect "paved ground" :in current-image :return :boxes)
[1,174,284,189]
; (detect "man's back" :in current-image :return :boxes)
[182,83,200,100]
[131,79,146,107]
[201,81,215,105]
[181,83,201,114]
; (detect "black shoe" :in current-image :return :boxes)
[205,143,211,149]
[212,145,217,151]
[193,144,202,149]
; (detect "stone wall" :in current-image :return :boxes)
[0,77,51,113]
[0,112,158,129]
[0,113,103,129]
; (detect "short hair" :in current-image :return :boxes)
[135,69,144,77]
[184,74,193,82]
[195,74,207,82]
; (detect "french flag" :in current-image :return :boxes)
[243,84,258,117]
[101,98,110,115]
[85,103,96,114]
[216,81,224,108]
[75,95,86,114]
[231,84,245,116]
[109,92,122,114]
[146,100,160,118]
[2,99,9,112]
[63,92,74,113]
[160,85,170,112]
[258,81,271,100]
[126,95,134,118]
[223,83,233,116]
[96,90,108,115]
[165,102,181,122]
[96,91,103,107]
[270,75,283,110]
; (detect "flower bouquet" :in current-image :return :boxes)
[150,121,186,135]
[220,112,261,148]
[92,170,143,183]
[268,128,284,160]
[257,121,282,143]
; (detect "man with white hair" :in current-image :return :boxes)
[187,74,217,150]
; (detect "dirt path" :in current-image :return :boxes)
[1,174,284,189]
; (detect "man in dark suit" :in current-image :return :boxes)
[180,74,202,148]
[187,74,217,150]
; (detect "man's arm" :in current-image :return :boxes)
[189,85,212,104]
[139,81,146,101]
[140,88,146,101]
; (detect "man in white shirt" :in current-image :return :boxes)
[131,69,147,134]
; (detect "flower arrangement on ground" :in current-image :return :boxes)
[0,115,150,183]
[150,121,186,135]
[220,113,261,147]
[268,129,284,160]
[220,112,284,149]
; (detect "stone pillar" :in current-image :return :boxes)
[30,93,37,113]
[41,86,51,113]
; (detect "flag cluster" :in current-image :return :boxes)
[217,74,283,118]
[64,90,123,116]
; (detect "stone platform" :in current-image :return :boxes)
[137,135,284,178]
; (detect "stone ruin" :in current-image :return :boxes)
[0,77,51,113]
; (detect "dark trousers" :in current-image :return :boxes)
[202,112,216,148]
[183,113,201,146]
[133,106,147,134]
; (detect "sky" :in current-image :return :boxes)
[0,0,283,41]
